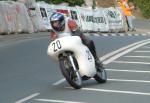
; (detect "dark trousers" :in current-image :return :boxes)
[72,30,98,60]
[80,35,98,60]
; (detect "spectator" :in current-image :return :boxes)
[117,0,135,31]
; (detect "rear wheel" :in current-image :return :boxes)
[59,56,82,89]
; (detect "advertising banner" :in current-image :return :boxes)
[104,7,123,31]
[93,8,109,32]
[76,7,93,31]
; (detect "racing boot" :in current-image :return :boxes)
[95,57,104,72]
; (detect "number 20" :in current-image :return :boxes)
[52,40,62,52]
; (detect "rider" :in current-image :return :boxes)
[50,12,103,71]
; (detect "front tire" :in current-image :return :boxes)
[59,56,82,89]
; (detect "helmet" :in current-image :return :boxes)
[50,12,65,32]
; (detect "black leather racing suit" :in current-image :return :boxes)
[71,29,103,69]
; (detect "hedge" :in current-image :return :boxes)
[36,0,85,6]
[129,0,150,18]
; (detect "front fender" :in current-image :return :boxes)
[47,36,82,61]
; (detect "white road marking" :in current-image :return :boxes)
[53,78,66,86]
[53,39,150,86]
[111,33,117,36]
[142,46,150,48]
[119,33,125,36]
[134,51,150,53]
[98,78,150,83]
[35,99,85,103]
[103,40,150,64]
[94,34,100,36]
[141,34,147,36]
[66,87,150,96]
[124,55,150,58]
[100,39,150,62]
[134,34,139,36]
[53,77,150,86]
[107,69,150,73]
[108,79,150,83]
[15,93,40,103]
[112,60,150,65]
[127,34,132,36]
[102,34,109,36]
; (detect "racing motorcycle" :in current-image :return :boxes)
[47,34,107,89]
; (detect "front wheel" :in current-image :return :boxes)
[94,66,107,83]
[59,56,82,89]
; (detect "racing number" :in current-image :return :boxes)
[86,50,92,61]
[52,40,62,52]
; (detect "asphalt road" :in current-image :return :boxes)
[1,32,150,103]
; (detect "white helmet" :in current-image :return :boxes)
[50,12,65,32]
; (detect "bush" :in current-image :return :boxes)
[36,0,85,6]
[129,0,150,18]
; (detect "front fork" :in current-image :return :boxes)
[68,55,78,72]
[68,54,82,84]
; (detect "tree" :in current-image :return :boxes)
[92,0,96,9]
[36,0,85,6]
[129,0,150,18]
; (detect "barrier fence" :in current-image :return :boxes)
[0,1,127,35]
[0,1,34,34]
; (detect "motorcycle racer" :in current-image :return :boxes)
[50,12,103,71]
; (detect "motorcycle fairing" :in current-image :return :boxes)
[47,36,97,77]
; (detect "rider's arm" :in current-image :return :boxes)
[50,30,57,41]
[68,19,78,31]
[68,19,88,41]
